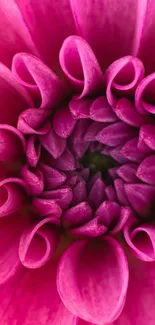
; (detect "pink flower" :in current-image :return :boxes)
[1,1,155,324]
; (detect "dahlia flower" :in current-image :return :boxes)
[1,0,155,324]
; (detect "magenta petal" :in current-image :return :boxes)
[18,108,50,135]
[96,201,120,229]
[0,125,26,162]
[41,187,73,210]
[96,122,135,147]
[52,148,76,171]
[71,217,107,238]
[124,217,155,262]
[71,0,139,70]
[121,137,147,163]
[12,53,67,108]
[72,180,87,205]
[40,163,66,190]
[135,73,155,115]
[90,96,118,123]
[15,0,76,71]
[115,98,147,127]
[57,237,129,324]
[0,64,33,125]
[140,124,155,150]
[106,56,144,107]
[105,185,117,201]
[114,179,129,206]
[117,163,138,183]
[0,213,28,284]
[63,202,92,228]
[21,165,44,196]
[69,98,92,119]
[60,36,103,98]
[40,128,66,159]
[33,197,62,221]
[53,106,76,138]
[26,136,41,167]
[0,260,76,325]
[125,183,155,217]
[0,177,26,217]
[19,217,60,268]
[88,178,106,209]
[84,122,104,141]
[137,155,155,185]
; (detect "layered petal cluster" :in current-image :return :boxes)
[1,1,155,325]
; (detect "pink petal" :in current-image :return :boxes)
[96,122,135,147]
[12,53,67,108]
[59,36,103,97]
[0,260,76,325]
[53,106,76,138]
[137,155,155,185]
[18,108,51,135]
[0,63,33,125]
[0,213,29,284]
[41,187,73,210]
[21,165,44,196]
[115,98,147,127]
[57,237,129,324]
[70,0,139,70]
[69,98,92,119]
[63,202,92,228]
[124,216,155,262]
[106,56,144,107]
[40,128,66,159]
[26,136,41,167]
[90,96,118,123]
[0,0,38,67]
[111,254,155,325]
[125,183,155,218]
[32,197,62,221]
[121,137,147,163]
[39,163,66,190]
[14,0,76,71]
[0,125,26,162]
[117,163,138,183]
[19,217,60,269]
[135,73,155,115]
[0,177,26,217]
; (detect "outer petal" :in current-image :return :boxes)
[57,237,129,324]
[14,0,76,71]
[111,254,155,325]
[0,260,76,325]
[71,0,140,69]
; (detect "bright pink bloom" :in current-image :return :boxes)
[1,1,155,324]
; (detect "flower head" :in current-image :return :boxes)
[0,1,155,324]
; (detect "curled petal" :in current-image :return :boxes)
[96,122,136,147]
[57,237,129,324]
[40,128,66,159]
[71,217,107,237]
[21,165,44,196]
[135,73,155,115]
[106,56,144,107]
[32,197,62,222]
[125,183,155,218]
[19,217,60,269]
[39,163,66,190]
[26,136,41,167]
[90,96,118,123]
[18,108,50,135]
[53,106,76,138]
[12,53,68,108]
[41,187,73,210]
[63,202,92,228]
[0,125,26,162]
[95,201,120,228]
[0,177,26,217]
[124,217,155,262]
[0,63,33,125]
[59,36,103,98]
